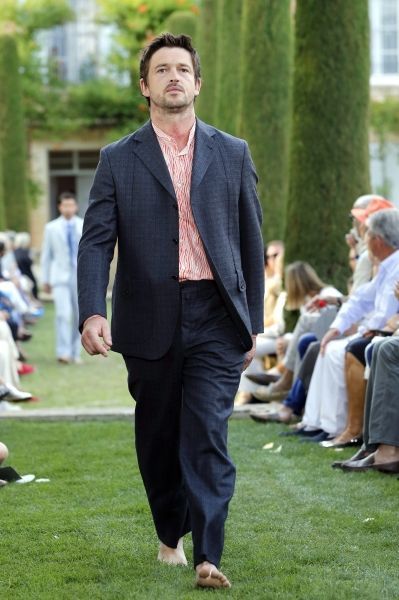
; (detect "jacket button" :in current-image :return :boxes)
[240,283,246,290]
[172,275,178,280]
[173,238,178,245]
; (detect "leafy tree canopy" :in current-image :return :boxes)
[97,0,198,83]
[0,0,74,38]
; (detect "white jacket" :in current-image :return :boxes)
[41,216,83,286]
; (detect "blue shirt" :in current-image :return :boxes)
[332,250,399,334]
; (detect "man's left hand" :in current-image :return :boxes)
[242,335,257,371]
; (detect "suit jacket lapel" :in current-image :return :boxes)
[191,119,215,193]
[131,121,176,199]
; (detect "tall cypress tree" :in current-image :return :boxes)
[0,39,6,231]
[196,0,220,125]
[214,0,243,135]
[284,0,370,291]
[0,33,29,231]
[163,10,198,43]
[0,143,6,230]
[239,0,292,241]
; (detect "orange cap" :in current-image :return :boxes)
[351,198,394,223]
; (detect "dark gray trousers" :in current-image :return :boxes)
[123,281,246,568]
[363,336,399,450]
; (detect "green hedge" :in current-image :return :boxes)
[196,0,220,124]
[214,0,243,135]
[284,0,370,292]
[239,0,292,241]
[163,10,197,43]
[0,142,5,230]
[0,34,29,231]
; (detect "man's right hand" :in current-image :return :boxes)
[81,316,112,357]
[43,283,51,294]
[320,328,340,356]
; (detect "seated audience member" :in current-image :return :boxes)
[250,261,342,402]
[335,335,399,473]
[0,232,19,279]
[305,198,392,315]
[14,232,40,301]
[250,196,391,425]
[345,195,388,290]
[319,309,399,449]
[298,209,399,442]
[235,241,285,405]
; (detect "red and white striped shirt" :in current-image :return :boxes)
[153,122,213,281]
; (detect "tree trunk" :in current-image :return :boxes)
[284,0,370,292]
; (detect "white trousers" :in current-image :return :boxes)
[52,276,81,360]
[302,335,358,435]
[283,307,338,376]
[0,280,29,314]
[0,321,19,386]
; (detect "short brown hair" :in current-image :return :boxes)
[140,33,201,84]
[58,191,76,205]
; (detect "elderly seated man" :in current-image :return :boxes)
[334,335,399,473]
[299,209,399,442]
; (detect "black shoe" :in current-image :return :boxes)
[300,431,332,443]
[331,445,371,469]
[279,427,323,437]
[321,437,363,449]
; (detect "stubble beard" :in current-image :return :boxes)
[153,93,194,113]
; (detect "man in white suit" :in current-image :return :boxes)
[41,192,83,363]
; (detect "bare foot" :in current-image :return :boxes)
[157,538,187,566]
[196,561,231,589]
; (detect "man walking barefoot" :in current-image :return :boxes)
[78,34,264,589]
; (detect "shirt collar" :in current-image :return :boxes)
[61,216,75,226]
[152,121,196,156]
[378,249,399,272]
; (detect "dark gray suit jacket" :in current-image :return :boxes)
[78,119,264,359]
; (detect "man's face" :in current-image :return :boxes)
[58,198,78,220]
[366,226,380,259]
[140,47,201,112]
[265,244,281,275]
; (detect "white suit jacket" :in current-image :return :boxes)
[41,216,83,286]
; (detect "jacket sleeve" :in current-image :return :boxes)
[40,224,53,285]
[77,148,118,330]
[239,142,265,334]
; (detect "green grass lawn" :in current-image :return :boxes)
[1,419,399,599]
[19,302,132,410]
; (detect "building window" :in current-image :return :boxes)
[370,0,399,80]
[49,151,74,170]
[78,150,100,170]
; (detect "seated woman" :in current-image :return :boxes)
[250,261,342,402]
[235,241,285,405]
